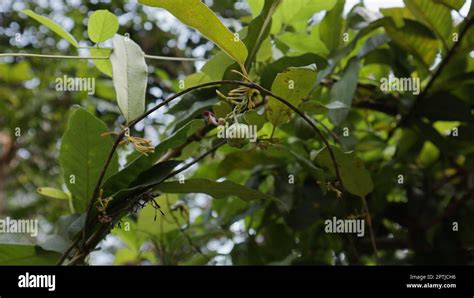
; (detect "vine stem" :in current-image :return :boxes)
[0,53,109,59]
[144,54,206,62]
[66,80,342,264]
[0,52,206,62]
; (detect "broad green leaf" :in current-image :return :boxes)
[139,0,248,65]
[0,62,33,83]
[88,10,119,43]
[269,0,337,34]
[154,178,281,203]
[379,7,415,28]
[37,187,70,200]
[22,9,78,47]
[260,53,327,89]
[0,243,60,265]
[417,141,440,166]
[320,0,346,52]
[244,110,266,131]
[90,48,113,77]
[380,17,439,69]
[404,0,453,48]
[184,72,212,88]
[59,107,119,212]
[328,58,360,126]
[266,66,317,126]
[110,34,148,123]
[243,0,282,69]
[278,26,329,57]
[213,101,233,119]
[201,51,235,81]
[314,146,374,197]
[218,150,285,176]
[107,160,181,205]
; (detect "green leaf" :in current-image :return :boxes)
[110,34,148,123]
[243,0,282,69]
[320,0,345,52]
[90,48,113,77]
[184,72,212,88]
[328,58,360,126]
[0,243,60,265]
[37,187,70,200]
[88,10,119,43]
[154,178,280,203]
[274,145,325,181]
[59,107,119,212]
[260,53,327,90]
[278,26,329,57]
[269,0,337,34]
[433,0,465,10]
[138,0,248,65]
[218,150,285,176]
[404,0,453,48]
[314,146,374,198]
[22,10,78,47]
[266,66,317,126]
[213,101,233,119]
[201,51,235,81]
[299,100,349,115]
[244,110,266,131]
[381,17,439,69]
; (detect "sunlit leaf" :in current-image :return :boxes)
[313,146,374,198]
[266,66,317,126]
[110,34,148,123]
[22,9,78,47]
[88,10,119,43]
[139,0,248,65]
[59,107,119,212]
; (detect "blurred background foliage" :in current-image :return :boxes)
[0,0,474,265]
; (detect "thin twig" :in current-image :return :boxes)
[361,196,378,262]
[399,17,474,127]
[0,53,109,59]
[55,238,80,265]
[82,131,125,246]
[144,54,206,62]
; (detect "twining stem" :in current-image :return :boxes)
[0,52,206,62]
[144,54,206,62]
[398,16,474,127]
